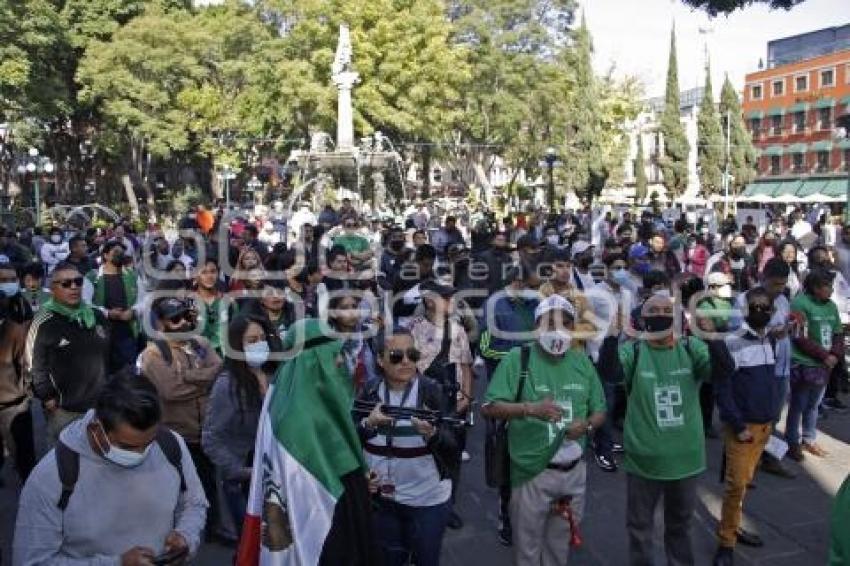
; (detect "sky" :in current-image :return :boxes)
[583,0,849,98]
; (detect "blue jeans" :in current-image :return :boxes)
[222,478,248,533]
[373,498,450,566]
[785,379,827,445]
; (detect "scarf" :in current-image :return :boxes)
[44,298,96,329]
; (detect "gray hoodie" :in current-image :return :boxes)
[13,410,208,566]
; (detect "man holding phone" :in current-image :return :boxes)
[13,371,207,566]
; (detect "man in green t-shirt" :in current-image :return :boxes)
[618,293,711,566]
[785,268,843,461]
[332,216,373,271]
[483,294,606,566]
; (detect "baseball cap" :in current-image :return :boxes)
[706,272,729,287]
[154,297,192,320]
[628,244,649,259]
[534,294,576,321]
[420,280,457,298]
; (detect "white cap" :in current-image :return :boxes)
[706,272,729,287]
[571,240,593,259]
[534,294,577,321]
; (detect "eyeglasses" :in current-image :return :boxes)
[55,277,84,289]
[387,348,421,365]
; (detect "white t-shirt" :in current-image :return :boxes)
[364,379,452,507]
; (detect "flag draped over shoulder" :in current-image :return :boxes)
[237,319,368,566]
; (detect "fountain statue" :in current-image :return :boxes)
[286,24,405,214]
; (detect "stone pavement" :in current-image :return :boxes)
[2,395,847,565]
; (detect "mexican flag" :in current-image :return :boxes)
[236,323,367,566]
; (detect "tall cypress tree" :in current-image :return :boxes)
[697,62,723,195]
[560,12,606,204]
[635,132,648,203]
[659,27,690,196]
[719,75,758,193]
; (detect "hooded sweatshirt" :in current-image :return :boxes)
[13,411,208,566]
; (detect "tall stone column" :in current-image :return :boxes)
[334,72,359,152]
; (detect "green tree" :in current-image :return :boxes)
[697,62,723,195]
[447,0,576,199]
[719,75,757,195]
[659,27,690,197]
[77,7,211,218]
[635,132,648,203]
[557,14,615,206]
[682,0,803,16]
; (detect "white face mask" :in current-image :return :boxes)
[538,329,571,356]
[244,340,270,368]
[50,234,62,244]
[94,423,151,468]
[718,284,733,299]
[0,281,19,297]
[547,235,560,246]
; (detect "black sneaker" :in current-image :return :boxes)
[498,517,513,546]
[447,510,464,530]
[760,455,797,479]
[595,453,618,472]
[713,546,734,566]
[612,443,624,454]
[736,527,764,547]
[824,397,850,413]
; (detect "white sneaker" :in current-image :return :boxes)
[461,450,471,462]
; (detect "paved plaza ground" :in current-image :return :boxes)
[2,378,847,565]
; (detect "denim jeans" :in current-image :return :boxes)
[785,379,827,445]
[373,498,450,566]
[222,478,248,533]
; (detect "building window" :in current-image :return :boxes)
[818,107,832,130]
[772,80,784,96]
[751,84,763,100]
[793,111,806,133]
[432,168,442,183]
[792,152,805,172]
[771,115,783,136]
[795,75,808,92]
[770,155,781,175]
[820,68,835,87]
[751,118,762,139]
[817,150,830,172]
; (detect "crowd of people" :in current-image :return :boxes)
[0,198,849,566]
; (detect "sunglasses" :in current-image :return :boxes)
[168,312,189,324]
[386,348,421,365]
[55,277,84,289]
[749,304,772,313]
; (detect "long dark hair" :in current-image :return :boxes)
[225,314,269,420]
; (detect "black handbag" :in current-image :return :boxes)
[484,345,530,488]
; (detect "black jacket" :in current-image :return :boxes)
[356,375,458,480]
[26,308,110,412]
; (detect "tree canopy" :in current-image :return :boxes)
[681,0,805,16]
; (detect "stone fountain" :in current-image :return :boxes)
[286,24,404,211]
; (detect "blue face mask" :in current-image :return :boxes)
[244,340,270,369]
[612,269,630,285]
[0,281,19,297]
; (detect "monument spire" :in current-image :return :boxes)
[331,24,359,152]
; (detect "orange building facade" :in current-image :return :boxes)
[741,47,850,199]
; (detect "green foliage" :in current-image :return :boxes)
[635,134,648,202]
[681,0,804,16]
[659,28,690,196]
[697,64,723,194]
[719,75,757,192]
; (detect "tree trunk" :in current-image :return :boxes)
[121,173,141,220]
[210,158,223,199]
[422,144,432,199]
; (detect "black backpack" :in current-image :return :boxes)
[55,428,186,510]
[153,338,205,364]
[484,345,530,488]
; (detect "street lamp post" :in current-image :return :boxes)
[246,175,262,206]
[835,112,850,225]
[545,147,557,210]
[217,165,237,209]
[17,148,53,226]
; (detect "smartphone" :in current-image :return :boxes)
[152,547,189,566]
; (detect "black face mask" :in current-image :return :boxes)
[745,310,772,330]
[730,248,745,259]
[389,240,405,251]
[643,315,674,333]
[576,256,592,269]
[111,253,124,267]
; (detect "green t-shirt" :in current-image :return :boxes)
[791,293,841,368]
[830,474,850,566]
[199,297,224,353]
[333,233,370,254]
[485,345,606,488]
[618,338,711,481]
